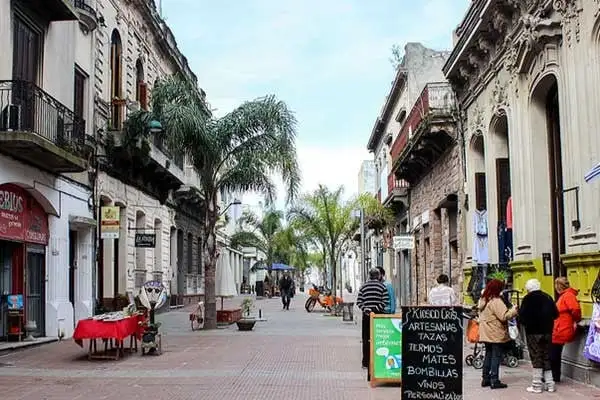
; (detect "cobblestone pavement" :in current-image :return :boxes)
[0,293,599,399]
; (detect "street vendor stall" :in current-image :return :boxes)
[73,310,144,360]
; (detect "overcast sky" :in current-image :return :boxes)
[162,0,471,209]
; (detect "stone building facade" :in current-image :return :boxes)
[391,82,461,304]
[92,0,209,308]
[444,0,600,385]
[366,43,451,306]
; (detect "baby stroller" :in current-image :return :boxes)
[465,290,524,369]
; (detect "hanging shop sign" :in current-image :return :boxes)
[393,234,414,250]
[0,184,49,245]
[135,233,156,248]
[100,206,120,239]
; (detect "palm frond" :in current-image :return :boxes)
[229,231,267,253]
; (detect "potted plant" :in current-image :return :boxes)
[236,298,256,331]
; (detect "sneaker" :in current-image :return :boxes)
[526,386,542,393]
[481,379,490,387]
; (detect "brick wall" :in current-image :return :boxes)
[409,144,463,304]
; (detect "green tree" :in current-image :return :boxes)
[355,192,396,231]
[126,76,300,329]
[229,209,285,271]
[288,185,357,297]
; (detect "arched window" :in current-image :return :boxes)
[135,59,148,109]
[110,30,123,128]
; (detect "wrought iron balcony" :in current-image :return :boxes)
[73,0,98,31]
[0,80,87,173]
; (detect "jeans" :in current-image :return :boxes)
[281,290,291,309]
[550,343,564,382]
[483,342,504,382]
[362,313,370,372]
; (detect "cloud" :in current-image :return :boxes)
[162,0,472,211]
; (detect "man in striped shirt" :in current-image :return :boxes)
[357,268,389,373]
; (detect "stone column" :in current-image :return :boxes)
[170,228,177,295]
[47,215,73,338]
[75,228,94,322]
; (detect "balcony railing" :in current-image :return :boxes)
[387,173,409,193]
[73,0,96,16]
[390,82,455,164]
[0,80,84,150]
[153,134,184,169]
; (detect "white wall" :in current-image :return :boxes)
[0,155,94,339]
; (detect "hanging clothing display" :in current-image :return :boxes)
[584,303,600,363]
[472,209,489,264]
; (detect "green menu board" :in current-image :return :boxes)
[370,313,403,386]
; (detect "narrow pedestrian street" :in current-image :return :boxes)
[0,293,597,400]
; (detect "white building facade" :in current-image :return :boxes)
[0,1,97,339]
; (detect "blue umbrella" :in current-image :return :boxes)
[271,263,295,271]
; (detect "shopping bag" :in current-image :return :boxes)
[508,319,519,340]
[467,318,480,343]
[584,303,600,363]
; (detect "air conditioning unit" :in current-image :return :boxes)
[1,104,21,131]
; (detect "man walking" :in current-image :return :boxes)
[428,274,458,306]
[356,268,389,378]
[279,272,293,310]
[377,267,396,314]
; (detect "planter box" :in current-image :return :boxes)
[217,308,242,324]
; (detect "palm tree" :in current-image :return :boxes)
[288,185,357,298]
[229,209,285,271]
[125,76,300,329]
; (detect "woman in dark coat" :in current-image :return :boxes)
[518,278,558,393]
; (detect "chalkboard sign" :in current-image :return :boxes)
[401,306,463,399]
[369,313,403,387]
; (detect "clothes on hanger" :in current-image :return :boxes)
[473,209,489,264]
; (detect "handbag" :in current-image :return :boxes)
[467,318,480,343]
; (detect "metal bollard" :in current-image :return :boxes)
[259,309,262,319]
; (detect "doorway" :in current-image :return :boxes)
[26,246,45,337]
[0,241,14,339]
[531,75,565,278]
[546,82,565,277]
[69,230,77,326]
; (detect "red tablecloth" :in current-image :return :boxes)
[73,315,143,347]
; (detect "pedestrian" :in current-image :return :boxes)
[428,274,458,306]
[376,267,396,314]
[551,277,582,383]
[478,278,518,389]
[279,272,293,310]
[356,268,389,377]
[518,278,558,393]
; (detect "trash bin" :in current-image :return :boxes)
[341,302,354,322]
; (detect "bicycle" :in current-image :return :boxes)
[189,301,205,331]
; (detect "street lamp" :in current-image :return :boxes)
[148,119,163,134]
[219,199,242,217]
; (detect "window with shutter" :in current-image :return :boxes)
[139,82,148,110]
[474,172,487,211]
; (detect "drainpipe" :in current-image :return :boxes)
[456,101,468,302]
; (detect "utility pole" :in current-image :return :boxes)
[360,208,366,284]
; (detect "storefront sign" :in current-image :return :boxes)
[0,184,49,245]
[369,314,403,387]
[100,206,120,239]
[393,234,414,250]
[135,233,156,248]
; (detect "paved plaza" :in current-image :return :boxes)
[0,294,599,399]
